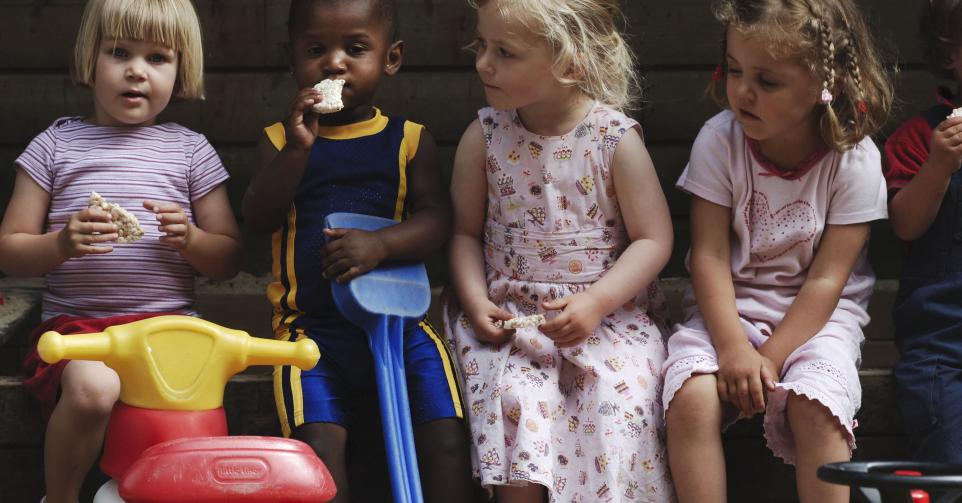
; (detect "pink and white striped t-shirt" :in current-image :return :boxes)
[14,117,230,319]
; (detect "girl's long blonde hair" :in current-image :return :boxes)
[73,0,206,99]
[470,0,641,111]
[707,0,893,151]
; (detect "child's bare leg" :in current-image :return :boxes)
[786,393,850,503]
[44,360,120,503]
[666,373,726,503]
[293,422,350,503]
[415,417,473,503]
[494,483,547,503]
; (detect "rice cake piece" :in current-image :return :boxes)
[495,314,546,330]
[89,191,144,243]
[312,79,345,114]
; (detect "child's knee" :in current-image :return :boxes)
[59,383,118,419]
[667,374,720,427]
[293,423,348,461]
[786,393,843,433]
[416,418,469,461]
[59,371,120,419]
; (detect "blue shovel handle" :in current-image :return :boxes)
[387,316,420,497]
[323,213,428,503]
[370,316,421,502]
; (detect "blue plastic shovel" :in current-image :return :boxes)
[324,212,428,503]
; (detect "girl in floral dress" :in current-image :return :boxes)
[444,1,676,501]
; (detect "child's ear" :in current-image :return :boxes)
[561,61,585,82]
[384,40,404,76]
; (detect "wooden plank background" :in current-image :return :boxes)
[0,0,939,280]
[0,3,936,499]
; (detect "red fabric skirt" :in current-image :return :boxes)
[22,313,171,421]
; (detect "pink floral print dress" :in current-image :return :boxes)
[444,104,675,502]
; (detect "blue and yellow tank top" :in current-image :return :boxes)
[264,108,423,330]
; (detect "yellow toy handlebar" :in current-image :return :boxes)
[37,315,319,411]
[246,336,319,370]
[38,330,111,364]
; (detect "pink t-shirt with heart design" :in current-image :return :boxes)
[676,110,887,323]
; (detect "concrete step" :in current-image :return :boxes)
[0,275,906,502]
[0,371,907,503]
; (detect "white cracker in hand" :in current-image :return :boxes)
[949,106,962,119]
[89,191,144,244]
[312,79,345,114]
[495,314,546,330]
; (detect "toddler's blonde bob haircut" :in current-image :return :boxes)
[469,0,641,111]
[72,0,206,99]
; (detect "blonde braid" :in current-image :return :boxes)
[817,16,836,104]
[807,1,846,148]
[841,18,867,113]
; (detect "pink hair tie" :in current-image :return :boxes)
[711,64,724,83]
[857,100,868,114]
[819,89,833,104]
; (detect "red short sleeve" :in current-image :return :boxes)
[883,115,933,194]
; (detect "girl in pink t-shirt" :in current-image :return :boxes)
[663,1,893,502]
[0,1,241,501]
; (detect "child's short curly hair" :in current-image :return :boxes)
[919,0,962,81]
[469,0,641,111]
[72,0,206,99]
[288,0,399,42]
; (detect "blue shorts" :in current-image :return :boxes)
[273,316,463,436]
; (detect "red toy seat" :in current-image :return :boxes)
[101,403,227,479]
[118,436,336,502]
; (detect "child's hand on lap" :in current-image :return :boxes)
[145,201,192,249]
[540,292,604,348]
[716,342,778,417]
[321,228,388,283]
[464,299,515,344]
[57,206,119,258]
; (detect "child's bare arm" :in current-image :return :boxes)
[758,222,870,369]
[540,129,672,345]
[320,129,451,283]
[242,87,323,233]
[689,197,745,351]
[0,170,117,276]
[145,185,242,280]
[242,132,311,233]
[889,116,962,240]
[689,196,776,415]
[448,120,513,342]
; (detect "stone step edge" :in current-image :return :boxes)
[0,369,903,388]
[0,274,901,349]
[0,274,902,297]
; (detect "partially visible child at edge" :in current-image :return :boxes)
[240,1,473,501]
[0,0,242,501]
[662,1,892,502]
[883,0,962,465]
[444,0,676,501]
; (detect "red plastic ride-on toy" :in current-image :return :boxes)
[36,315,337,503]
